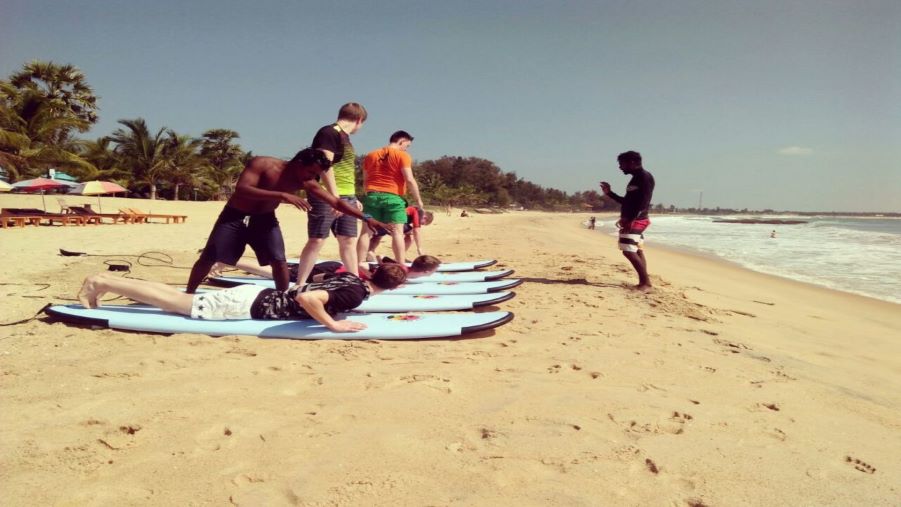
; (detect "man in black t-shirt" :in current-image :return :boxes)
[77,264,408,333]
[295,103,369,291]
[600,150,656,291]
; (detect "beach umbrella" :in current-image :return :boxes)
[73,180,128,212]
[0,180,12,192]
[11,177,70,210]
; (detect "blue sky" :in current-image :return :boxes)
[2,0,899,211]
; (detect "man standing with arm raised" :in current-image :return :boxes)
[356,130,425,271]
[600,150,656,291]
[295,103,368,286]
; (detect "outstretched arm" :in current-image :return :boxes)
[235,164,311,210]
[304,180,393,233]
[296,290,366,332]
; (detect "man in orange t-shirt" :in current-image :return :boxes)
[356,130,425,270]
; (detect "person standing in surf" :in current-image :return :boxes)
[294,103,369,289]
[600,150,656,291]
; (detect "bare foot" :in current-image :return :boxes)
[634,283,654,293]
[77,275,106,308]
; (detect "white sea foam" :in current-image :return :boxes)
[599,215,901,304]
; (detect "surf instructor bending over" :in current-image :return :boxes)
[600,150,656,291]
[186,148,390,293]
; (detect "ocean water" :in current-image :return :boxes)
[597,215,901,304]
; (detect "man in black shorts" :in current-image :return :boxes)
[295,103,368,290]
[186,148,389,293]
[79,264,408,333]
[600,150,656,291]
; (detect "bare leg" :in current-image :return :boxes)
[271,260,290,291]
[622,250,651,290]
[356,228,373,273]
[79,273,193,314]
[368,234,383,262]
[389,225,406,266]
[404,234,413,254]
[295,238,325,286]
[336,235,358,277]
[186,258,215,294]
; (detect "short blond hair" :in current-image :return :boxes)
[338,103,367,122]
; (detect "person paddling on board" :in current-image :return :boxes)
[79,264,407,333]
[212,254,442,283]
[600,150,656,291]
[185,148,391,294]
[367,207,434,261]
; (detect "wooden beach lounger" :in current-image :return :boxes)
[119,208,187,224]
[68,206,132,224]
[1,208,99,227]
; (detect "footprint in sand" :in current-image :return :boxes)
[845,456,876,474]
[193,424,237,453]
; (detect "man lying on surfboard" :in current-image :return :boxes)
[78,264,407,333]
[210,255,442,283]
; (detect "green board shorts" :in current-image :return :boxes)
[363,192,408,224]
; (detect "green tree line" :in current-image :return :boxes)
[1,60,615,210]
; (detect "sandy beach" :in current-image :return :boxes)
[1,193,899,506]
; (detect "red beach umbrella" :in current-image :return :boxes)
[11,177,70,210]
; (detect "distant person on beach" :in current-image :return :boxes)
[356,130,425,271]
[588,216,597,230]
[600,150,656,291]
[81,264,407,333]
[460,210,469,217]
[367,207,434,261]
[185,148,389,293]
[770,230,777,238]
[295,103,369,291]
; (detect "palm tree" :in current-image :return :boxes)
[1,82,95,181]
[108,118,166,199]
[199,129,244,200]
[10,61,99,127]
[78,137,128,183]
[159,130,204,201]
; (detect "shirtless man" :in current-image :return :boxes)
[600,150,656,291]
[186,148,389,293]
[79,264,407,333]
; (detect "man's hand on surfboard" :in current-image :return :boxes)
[329,320,368,332]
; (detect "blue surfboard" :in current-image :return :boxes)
[290,258,498,272]
[208,276,523,294]
[45,305,514,340]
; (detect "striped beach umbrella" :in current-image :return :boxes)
[12,177,70,210]
[73,180,128,212]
